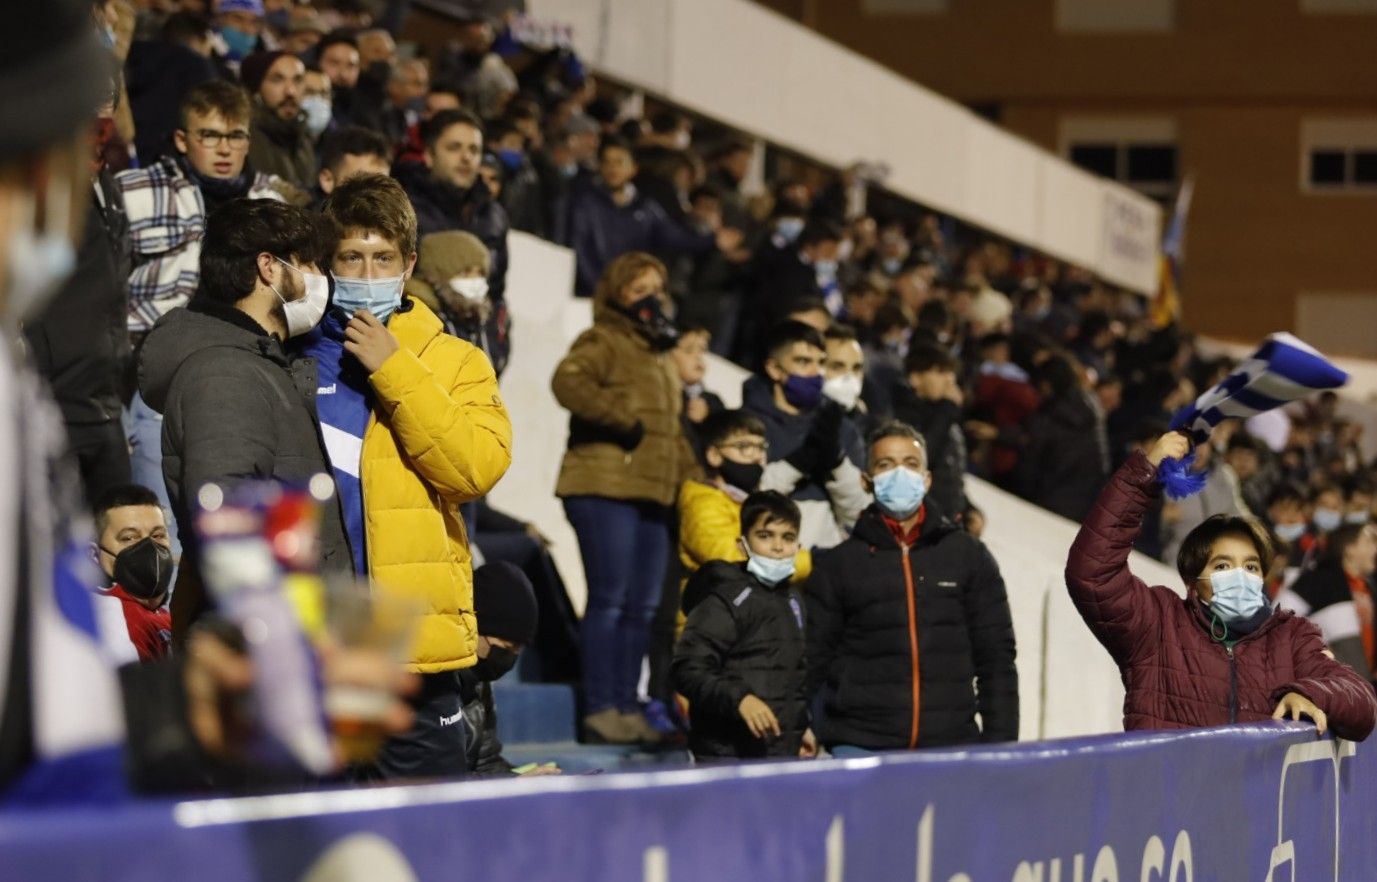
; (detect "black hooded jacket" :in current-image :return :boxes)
[672,561,808,759]
[395,162,510,303]
[805,504,1018,750]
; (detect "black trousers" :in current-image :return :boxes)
[354,671,472,782]
[67,419,131,509]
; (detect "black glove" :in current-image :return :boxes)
[610,420,646,451]
[568,417,645,451]
[785,402,845,482]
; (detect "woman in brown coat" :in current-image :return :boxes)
[553,252,701,744]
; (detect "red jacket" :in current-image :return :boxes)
[99,584,171,661]
[1066,450,1376,740]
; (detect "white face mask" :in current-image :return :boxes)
[448,275,489,304]
[822,373,863,410]
[302,94,333,139]
[270,257,330,337]
[5,172,75,326]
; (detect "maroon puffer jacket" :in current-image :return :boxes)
[1066,450,1376,740]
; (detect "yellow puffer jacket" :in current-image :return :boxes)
[363,299,512,672]
[677,479,813,580]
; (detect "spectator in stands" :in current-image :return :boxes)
[314,125,392,204]
[891,342,968,518]
[487,117,546,236]
[214,0,263,66]
[1223,432,1267,516]
[806,421,1019,753]
[679,410,813,583]
[380,58,430,145]
[1344,478,1373,526]
[670,324,725,454]
[125,11,218,165]
[1311,482,1345,535]
[395,81,463,165]
[241,50,316,189]
[460,562,544,776]
[301,175,511,779]
[970,332,1040,489]
[317,32,385,133]
[397,109,511,303]
[674,491,816,761]
[745,321,869,550]
[859,303,910,417]
[821,324,867,420]
[744,221,844,357]
[119,80,300,547]
[563,135,738,299]
[1015,353,1109,522]
[552,252,701,746]
[300,69,334,143]
[26,96,132,508]
[404,230,511,375]
[92,484,174,662]
[1277,524,1377,682]
[1161,437,1254,566]
[137,198,348,640]
[317,32,361,93]
[1066,432,1376,739]
[278,5,327,55]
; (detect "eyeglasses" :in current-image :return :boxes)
[191,128,251,149]
[717,441,768,456]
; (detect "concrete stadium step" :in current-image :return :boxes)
[491,680,579,744]
[501,741,692,775]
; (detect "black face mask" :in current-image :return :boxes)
[618,294,679,351]
[472,646,519,682]
[102,537,173,602]
[718,459,764,495]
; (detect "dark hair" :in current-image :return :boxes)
[1324,523,1370,567]
[598,133,634,160]
[871,303,911,337]
[422,107,484,152]
[93,484,163,538]
[866,419,926,467]
[763,320,826,363]
[675,320,711,338]
[689,183,722,204]
[322,174,418,257]
[740,490,801,535]
[199,198,337,305]
[798,220,843,249]
[486,117,523,146]
[648,110,681,134]
[700,409,767,451]
[1311,482,1343,503]
[786,296,830,319]
[162,10,210,45]
[1343,476,1375,501]
[179,78,251,131]
[1225,432,1262,455]
[1266,483,1307,509]
[904,341,957,375]
[977,332,1011,352]
[1175,515,1274,585]
[428,79,464,103]
[916,299,952,332]
[316,31,359,59]
[1035,354,1081,400]
[824,323,859,344]
[318,125,391,175]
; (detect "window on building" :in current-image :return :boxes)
[1301,119,1377,192]
[1056,0,1173,32]
[1060,118,1179,198]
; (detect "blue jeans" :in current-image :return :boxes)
[564,496,672,714]
[123,391,180,558]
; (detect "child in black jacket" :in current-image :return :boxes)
[672,491,817,761]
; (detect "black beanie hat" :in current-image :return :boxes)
[473,561,538,646]
[240,50,289,95]
[0,0,108,160]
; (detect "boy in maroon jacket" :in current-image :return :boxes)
[93,485,174,661]
[1066,431,1376,740]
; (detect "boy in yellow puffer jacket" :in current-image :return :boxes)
[304,175,512,780]
[679,410,812,598]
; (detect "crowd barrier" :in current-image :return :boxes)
[1,724,1370,880]
[524,0,1162,295]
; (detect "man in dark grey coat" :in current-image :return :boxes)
[138,198,352,641]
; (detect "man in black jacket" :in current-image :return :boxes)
[673,492,816,761]
[890,341,968,518]
[461,562,541,776]
[805,421,1018,754]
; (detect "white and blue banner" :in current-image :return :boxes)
[0,724,1372,881]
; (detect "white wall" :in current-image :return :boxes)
[526,0,1163,294]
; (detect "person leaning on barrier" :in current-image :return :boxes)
[1065,431,1377,740]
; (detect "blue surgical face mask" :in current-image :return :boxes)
[780,373,823,410]
[1314,507,1343,533]
[814,259,839,279]
[220,25,258,60]
[302,94,332,139]
[775,217,804,243]
[496,148,524,170]
[1346,511,1370,526]
[745,550,795,587]
[1273,522,1306,543]
[872,466,927,520]
[1206,567,1268,624]
[333,274,404,322]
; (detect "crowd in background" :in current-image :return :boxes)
[6,0,1374,796]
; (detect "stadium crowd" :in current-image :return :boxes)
[0,0,1373,799]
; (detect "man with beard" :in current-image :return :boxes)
[242,50,316,189]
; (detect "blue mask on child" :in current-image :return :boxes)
[1273,522,1306,543]
[1313,507,1343,533]
[333,275,404,322]
[781,374,823,410]
[746,551,795,587]
[1207,568,1268,624]
[873,467,927,520]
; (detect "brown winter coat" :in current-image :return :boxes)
[552,306,700,506]
[1066,449,1376,740]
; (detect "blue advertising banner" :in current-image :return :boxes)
[0,723,1372,881]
